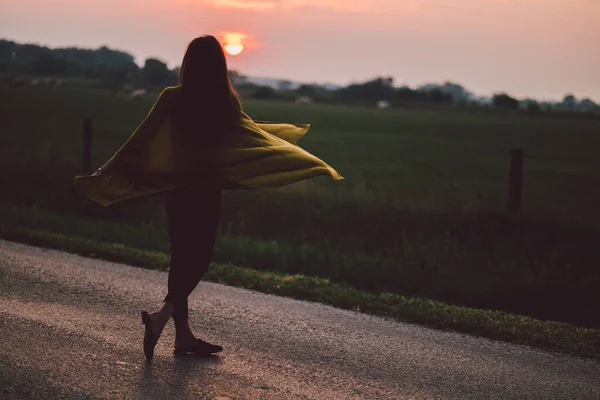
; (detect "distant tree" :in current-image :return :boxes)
[0,40,16,73]
[32,52,71,76]
[106,66,134,86]
[253,86,276,99]
[441,82,473,102]
[338,77,395,102]
[527,102,541,113]
[172,66,180,80]
[395,86,423,102]
[579,98,599,113]
[417,84,456,104]
[142,58,174,85]
[428,88,452,103]
[295,84,317,96]
[278,80,293,91]
[229,70,247,86]
[542,103,554,113]
[0,39,144,82]
[562,94,577,110]
[0,40,16,59]
[492,93,519,110]
[415,82,475,104]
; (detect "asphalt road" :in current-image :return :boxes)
[0,240,599,399]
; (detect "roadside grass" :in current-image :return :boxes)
[1,223,598,360]
[2,195,600,328]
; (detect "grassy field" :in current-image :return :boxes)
[1,83,600,331]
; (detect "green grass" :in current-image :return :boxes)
[1,217,598,360]
[1,83,600,331]
[3,84,600,216]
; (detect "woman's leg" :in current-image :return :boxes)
[163,188,221,342]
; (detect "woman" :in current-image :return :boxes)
[74,35,342,362]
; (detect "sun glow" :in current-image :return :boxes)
[221,32,247,56]
[224,43,244,56]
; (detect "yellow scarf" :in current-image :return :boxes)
[74,85,343,206]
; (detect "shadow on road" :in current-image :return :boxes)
[137,355,223,398]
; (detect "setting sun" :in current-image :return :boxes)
[224,43,244,56]
[220,32,247,56]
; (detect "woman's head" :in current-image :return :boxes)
[177,35,242,124]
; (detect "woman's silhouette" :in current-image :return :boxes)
[75,35,342,362]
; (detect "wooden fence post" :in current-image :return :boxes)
[507,148,524,212]
[82,118,92,173]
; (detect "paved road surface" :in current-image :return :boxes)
[0,240,598,399]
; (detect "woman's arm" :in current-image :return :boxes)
[117,87,175,153]
[90,87,175,176]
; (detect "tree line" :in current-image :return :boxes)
[2,39,598,114]
[0,39,178,87]
[239,76,599,114]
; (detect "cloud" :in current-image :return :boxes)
[212,0,282,10]
[207,0,400,13]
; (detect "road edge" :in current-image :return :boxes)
[1,226,599,360]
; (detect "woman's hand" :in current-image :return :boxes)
[92,156,119,176]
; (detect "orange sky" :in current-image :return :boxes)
[2,0,599,101]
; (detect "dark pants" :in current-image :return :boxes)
[163,187,221,323]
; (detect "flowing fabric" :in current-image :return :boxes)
[74,85,343,206]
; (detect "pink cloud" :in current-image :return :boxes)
[211,0,282,10]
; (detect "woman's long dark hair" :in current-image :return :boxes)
[173,35,242,143]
